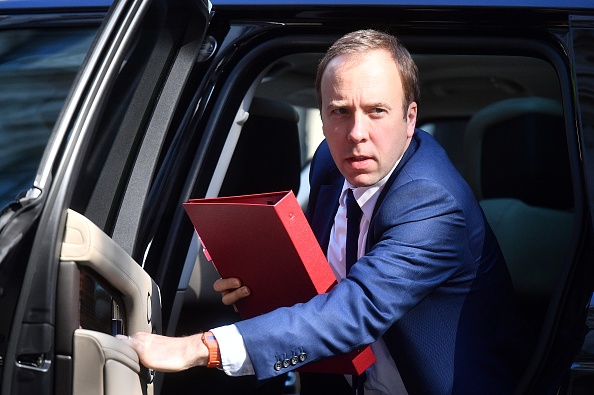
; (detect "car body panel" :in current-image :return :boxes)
[0,0,210,393]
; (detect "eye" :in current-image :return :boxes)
[332,107,348,115]
[371,107,385,114]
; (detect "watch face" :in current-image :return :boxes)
[203,332,217,344]
[203,332,221,368]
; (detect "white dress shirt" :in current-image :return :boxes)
[211,163,408,395]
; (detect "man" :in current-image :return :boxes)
[122,29,532,394]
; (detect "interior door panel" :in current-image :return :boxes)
[72,330,145,395]
[59,209,161,395]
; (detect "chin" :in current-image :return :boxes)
[348,175,378,188]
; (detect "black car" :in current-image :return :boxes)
[0,0,593,394]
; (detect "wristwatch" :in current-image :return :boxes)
[201,331,221,368]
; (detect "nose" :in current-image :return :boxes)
[347,112,369,143]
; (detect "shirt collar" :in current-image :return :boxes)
[340,157,402,220]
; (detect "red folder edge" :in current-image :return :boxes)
[183,190,375,375]
[298,347,376,375]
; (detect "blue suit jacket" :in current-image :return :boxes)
[236,130,532,394]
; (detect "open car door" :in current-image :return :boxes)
[0,0,211,393]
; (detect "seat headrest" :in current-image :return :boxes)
[219,97,301,197]
[463,97,572,210]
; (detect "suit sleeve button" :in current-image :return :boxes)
[291,356,299,365]
[282,358,291,368]
[299,352,307,362]
[274,361,282,371]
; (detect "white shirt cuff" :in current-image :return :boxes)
[210,324,255,376]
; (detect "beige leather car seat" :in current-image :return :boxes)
[463,97,574,331]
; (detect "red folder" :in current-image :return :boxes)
[183,190,375,375]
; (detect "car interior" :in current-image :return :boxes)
[163,49,576,394]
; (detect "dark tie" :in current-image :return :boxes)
[346,188,365,394]
[345,188,362,274]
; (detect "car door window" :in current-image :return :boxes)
[0,28,96,209]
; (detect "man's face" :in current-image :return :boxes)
[320,49,417,187]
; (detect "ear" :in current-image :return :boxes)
[406,101,417,138]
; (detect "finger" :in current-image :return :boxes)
[221,286,250,306]
[213,277,242,293]
[116,334,130,343]
[116,333,144,358]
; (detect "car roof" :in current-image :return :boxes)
[213,0,593,9]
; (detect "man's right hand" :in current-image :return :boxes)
[213,277,250,308]
[117,332,208,372]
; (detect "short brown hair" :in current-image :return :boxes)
[315,29,420,114]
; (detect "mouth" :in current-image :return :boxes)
[346,155,371,169]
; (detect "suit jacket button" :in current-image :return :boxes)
[274,361,282,371]
[291,356,299,365]
[282,358,291,368]
[299,352,307,362]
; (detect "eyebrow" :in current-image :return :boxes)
[326,100,392,108]
[367,102,392,110]
[326,100,348,109]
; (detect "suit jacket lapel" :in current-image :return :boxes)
[372,131,420,218]
[310,175,343,253]
[367,132,420,252]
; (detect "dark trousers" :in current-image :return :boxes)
[299,372,352,395]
